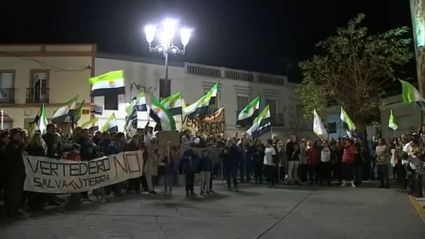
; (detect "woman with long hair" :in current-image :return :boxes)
[144,147,160,194]
[25,132,48,210]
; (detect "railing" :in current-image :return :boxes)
[26,88,50,103]
[0,88,15,104]
[184,63,287,86]
[271,113,284,127]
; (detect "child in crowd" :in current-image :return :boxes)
[65,144,82,205]
[160,150,176,196]
[198,149,213,195]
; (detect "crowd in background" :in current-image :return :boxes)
[1,124,425,218]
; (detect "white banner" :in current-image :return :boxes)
[23,150,144,193]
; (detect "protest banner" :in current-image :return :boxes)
[181,107,225,136]
[23,150,144,193]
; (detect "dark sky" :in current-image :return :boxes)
[0,0,413,77]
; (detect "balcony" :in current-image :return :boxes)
[0,88,15,104]
[270,113,284,127]
[26,88,50,104]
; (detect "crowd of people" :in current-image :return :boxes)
[0,123,425,218]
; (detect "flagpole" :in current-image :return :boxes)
[0,109,3,130]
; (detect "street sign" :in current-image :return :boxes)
[90,104,103,115]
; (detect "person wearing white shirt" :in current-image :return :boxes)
[264,139,277,188]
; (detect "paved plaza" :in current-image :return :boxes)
[0,182,424,239]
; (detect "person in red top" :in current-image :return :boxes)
[65,144,82,205]
[306,140,319,185]
[341,138,356,188]
[66,144,81,161]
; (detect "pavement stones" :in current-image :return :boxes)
[0,183,424,239]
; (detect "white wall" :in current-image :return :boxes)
[95,55,303,139]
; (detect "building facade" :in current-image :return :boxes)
[94,53,311,139]
[0,44,95,130]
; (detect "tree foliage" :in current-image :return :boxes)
[295,13,413,126]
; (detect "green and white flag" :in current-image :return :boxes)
[183,82,218,119]
[126,91,147,114]
[340,107,356,131]
[400,79,425,110]
[150,96,176,131]
[51,95,78,123]
[236,95,260,127]
[388,109,398,131]
[101,113,118,133]
[88,70,125,97]
[161,92,183,116]
[247,105,271,138]
[38,104,48,134]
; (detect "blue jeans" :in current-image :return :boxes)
[163,174,173,193]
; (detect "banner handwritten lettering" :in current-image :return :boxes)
[181,107,225,136]
[23,150,144,193]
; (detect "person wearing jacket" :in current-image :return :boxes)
[126,135,142,194]
[221,140,239,191]
[318,140,332,186]
[341,138,356,188]
[144,147,160,195]
[4,129,25,217]
[250,140,264,184]
[306,140,319,185]
[198,149,213,195]
[0,130,9,203]
[160,149,176,196]
[375,138,390,189]
[65,144,83,205]
[180,143,198,197]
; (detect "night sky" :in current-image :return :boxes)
[1,0,413,79]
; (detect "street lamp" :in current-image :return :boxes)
[144,18,192,81]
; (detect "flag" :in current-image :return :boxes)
[51,95,78,123]
[88,70,125,97]
[38,104,48,134]
[388,109,398,130]
[247,105,271,138]
[101,113,118,133]
[126,105,138,135]
[126,91,147,114]
[313,109,328,138]
[161,92,183,116]
[183,82,219,119]
[73,100,85,122]
[79,117,98,128]
[400,79,425,110]
[150,96,176,131]
[340,107,356,131]
[236,95,260,127]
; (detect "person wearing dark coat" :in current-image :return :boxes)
[24,132,51,210]
[0,130,10,204]
[221,140,239,191]
[126,135,142,193]
[4,129,25,217]
[180,143,198,197]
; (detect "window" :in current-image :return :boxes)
[237,96,249,111]
[159,78,171,100]
[104,94,118,110]
[328,122,337,134]
[0,71,15,103]
[266,99,278,124]
[28,70,49,103]
[266,99,277,113]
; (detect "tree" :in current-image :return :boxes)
[283,105,307,138]
[295,13,413,132]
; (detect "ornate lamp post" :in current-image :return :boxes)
[144,18,192,81]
